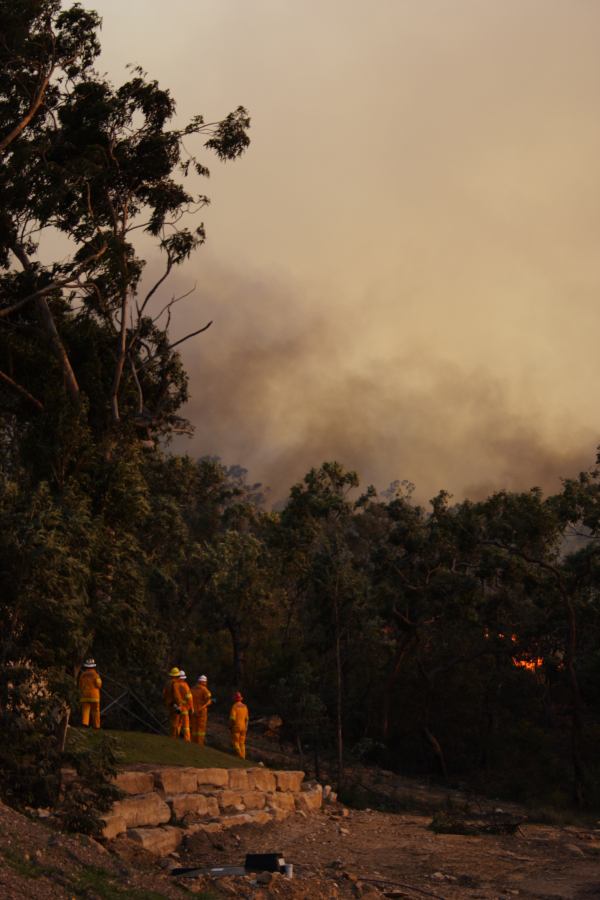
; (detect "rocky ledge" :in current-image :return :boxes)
[99,766,331,855]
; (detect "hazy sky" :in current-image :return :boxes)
[91,0,600,502]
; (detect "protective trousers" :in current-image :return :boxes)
[191,708,208,745]
[169,709,181,738]
[177,711,191,742]
[81,701,100,729]
[231,728,246,759]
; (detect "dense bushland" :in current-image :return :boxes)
[1,1,600,814]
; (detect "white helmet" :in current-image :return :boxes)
[198,675,207,683]
[178,670,187,679]
[83,658,96,668]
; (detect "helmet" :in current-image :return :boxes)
[178,670,187,679]
[169,667,180,677]
[234,691,243,701]
[83,658,96,668]
[198,675,207,683]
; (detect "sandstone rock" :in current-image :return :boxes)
[228,769,250,791]
[196,768,229,789]
[114,770,155,795]
[205,797,220,817]
[220,813,252,828]
[247,768,276,792]
[154,767,198,794]
[187,821,223,835]
[269,807,292,823]
[275,771,304,793]
[112,793,171,828]
[267,791,296,811]
[167,793,209,819]
[101,814,127,840]
[295,783,323,813]
[218,790,245,812]
[248,810,273,826]
[127,826,183,855]
[240,791,266,810]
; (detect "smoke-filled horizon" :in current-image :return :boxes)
[90,0,600,502]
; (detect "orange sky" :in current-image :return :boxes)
[91,0,600,502]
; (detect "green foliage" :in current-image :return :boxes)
[59,731,121,835]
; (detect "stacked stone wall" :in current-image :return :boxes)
[100,766,323,854]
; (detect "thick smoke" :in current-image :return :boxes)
[169,262,596,505]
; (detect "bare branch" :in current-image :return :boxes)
[0,369,44,411]
[168,320,212,350]
[0,65,54,155]
[1,243,108,319]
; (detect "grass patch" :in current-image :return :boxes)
[68,728,249,769]
[1,848,49,879]
[73,865,178,899]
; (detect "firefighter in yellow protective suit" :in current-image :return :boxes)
[175,670,193,742]
[163,667,183,738]
[78,658,102,729]
[191,674,212,745]
[229,691,249,759]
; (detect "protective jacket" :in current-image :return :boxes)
[191,684,212,713]
[174,679,193,712]
[163,678,178,707]
[78,669,102,702]
[229,700,249,732]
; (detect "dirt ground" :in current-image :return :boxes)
[2,714,600,900]
[2,790,600,899]
[177,802,600,900]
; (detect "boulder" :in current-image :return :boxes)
[269,807,292,823]
[218,790,245,812]
[127,826,183,855]
[187,821,223,835]
[228,769,250,791]
[205,796,220,818]
[219,813,252,829]
[154,767,198,794]
[167,793,209,819]
[248,810,272,826]
[267,791,296,811]
[112,793,171,828]
[196,768,229,789]
[295,783,323,813]
[275,770,304,793]
[240,791,266,811]
[247,768,276,792]
[114,771,155,795]
[101,813,127,840]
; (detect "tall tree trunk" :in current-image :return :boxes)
[228,621,246,689]
[382,634,416,741]
[333,592,344,789]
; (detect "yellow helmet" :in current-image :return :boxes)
[169,667,180,677]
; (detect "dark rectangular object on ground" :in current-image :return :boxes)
[244,852,285,873]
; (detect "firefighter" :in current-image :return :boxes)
[78,658,102,729]
[175,669,193,742]
[163,667,182,738]
[191,674,212,746]
[229,691,249,759]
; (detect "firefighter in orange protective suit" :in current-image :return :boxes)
[191,674,212,745]
[163,667,183,738]
[229,691,249,759]
[78,658,102,729]
[175,670,193,742]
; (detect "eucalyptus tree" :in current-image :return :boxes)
[0,0,250,466]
